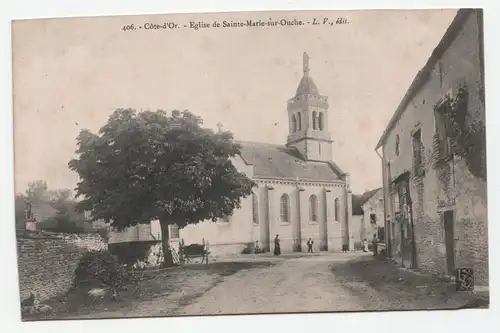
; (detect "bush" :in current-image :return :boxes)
[39,211,85,234]
[72,250,131,291]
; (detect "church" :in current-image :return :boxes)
[175,53,353,256]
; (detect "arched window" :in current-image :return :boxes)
[297,112,302,130]
[312,111,317,130]
[280,194,290,223]
[252,193,258,224]
[309,195,318,221]
[395,135,400,156]
[292,114,297,133]
[318,112,324,131]
[334,198,340,221]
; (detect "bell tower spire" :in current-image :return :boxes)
[303,52,310,75]
[286,53,333,162]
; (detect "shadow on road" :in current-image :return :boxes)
[331,257,489,310]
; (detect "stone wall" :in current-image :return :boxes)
[381,11,488,286]
[16,233,107,302]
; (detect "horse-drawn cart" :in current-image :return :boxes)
[178,239,210,265]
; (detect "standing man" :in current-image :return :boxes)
[372,234,379,257]
[307,238,314,253]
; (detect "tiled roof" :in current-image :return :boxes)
[237,141,343,182]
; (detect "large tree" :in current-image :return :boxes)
[69,109,256,266]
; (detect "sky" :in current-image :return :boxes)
[12,9,458,195]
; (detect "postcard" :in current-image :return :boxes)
[12,8,488,321]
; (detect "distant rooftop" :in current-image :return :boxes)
[352,187,382,215]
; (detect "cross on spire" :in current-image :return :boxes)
[217,122,223,133]
[303,52,310,75]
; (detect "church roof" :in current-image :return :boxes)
[295,74,319,96]
[237,141,344,182]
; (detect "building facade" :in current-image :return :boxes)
[107,223,159,244]
[351,188,384,249]
[361,188,385,242]
[376,9,488,285]
[179,53,352,256]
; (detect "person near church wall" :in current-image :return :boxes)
[307,238,314,253]
[342,244,349,253]
[274,234,281,256]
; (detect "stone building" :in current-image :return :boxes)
[361,188,385,242]
[351,188,384,249]
[375,9,488,286]
[179,52,352,256]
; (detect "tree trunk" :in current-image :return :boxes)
[160,221,174,267]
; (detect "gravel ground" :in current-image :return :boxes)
[330,256,489,311]
[23,252,488,321]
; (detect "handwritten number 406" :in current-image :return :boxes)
[122,24,136,31]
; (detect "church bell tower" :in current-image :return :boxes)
[286,52,333,162]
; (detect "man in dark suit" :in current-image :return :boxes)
[307,238,314,253]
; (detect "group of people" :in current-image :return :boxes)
[272,235,318,256]
[361,235,379,254]
[272,235,380,254]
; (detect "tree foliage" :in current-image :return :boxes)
[39,204,85,233]
[68,109,256,265]
[24,180,73,203]
[15,194,27,233]
[49,189,73,203]
[25,180,50,201]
